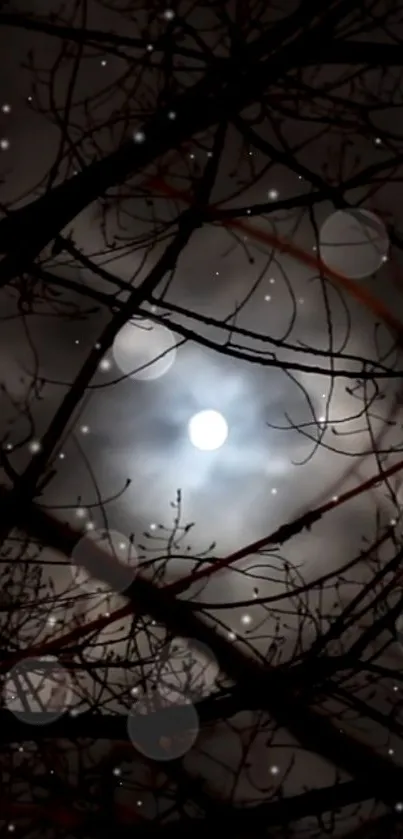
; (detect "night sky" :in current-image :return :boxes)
[1,1,403,836]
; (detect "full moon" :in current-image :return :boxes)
[112,318,177,381]
[188,410,228,451]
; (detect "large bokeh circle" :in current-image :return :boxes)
[71,528,138,595]
[3,656,73,725]
[112,318,177,381]
[127,687,199,761]
[150,637,220,702]
[319,209,389,279]
[396,611,403,648]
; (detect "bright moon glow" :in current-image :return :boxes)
[188,410,228,451]
[112,318,177,381]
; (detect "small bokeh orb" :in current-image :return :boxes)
[3,656,73,725]
[112,318,177,381]
[71,528,138,595]
[188,410,228,451]
[319,209,389,280]
[151,637,220,702]
[127,687,199,761]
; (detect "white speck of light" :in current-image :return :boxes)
[269,277,275,284]
[59,452,65,460]
[85,521,95,531]
[228,632,236,641]
[133,131,145,143]
[146,44,153,52]
[188,410,228,451]
[47,615,57,627]
[268,189,279,200]
[99,358,111,371]
[29,440,41,454]
[101,59,107,66]
[269,765,280,775]
[1,104,11,114]
[150,523,157,531]
[113,767,122,776]
[395,802,403,812]
[264,295,271,302]
[167,111,176,120]
[271,488,277,495]
[241,614,252,626]
[374,137,382,145]
[0,138,10,150]
[80,425,90,434]
[389,748,395,755]
[75,507,87,519]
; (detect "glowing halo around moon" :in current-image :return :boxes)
[188,410,228,451]
[319,209,389,280]
[112,318,177,381]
